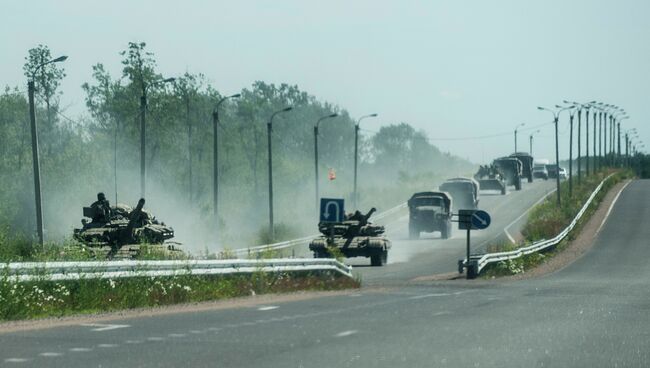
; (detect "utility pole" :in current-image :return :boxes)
[538,105,573,207]
[353,113,378,209]
[267,107,293,241]
[314,113,338,211]
[514,123,525,153]
[577,108,582,183]
[585,107,590,176]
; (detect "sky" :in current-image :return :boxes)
[1,0,648,163]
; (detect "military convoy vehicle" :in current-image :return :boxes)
[474,164,507,194]
[308,208,391,266]
[74,198,175,257]
[493,157,523,190]
[509,152,534,183]
[407,191,453,239]
[439,177,479,210]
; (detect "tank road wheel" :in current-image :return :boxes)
[409,222,420,240]
[371,251,386,267]
[515,177,522,191]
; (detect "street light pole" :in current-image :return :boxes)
[538,105,573,207]
[585,106,590,176]
[514,123,525,152]
[557,105,576,197]
[140,77,175,198]
[314,113,338,211]
[267,106,293,241]
[353,113,378,209]
[27,55,67,245]
[529,130,540,155]
[212,93,241,235]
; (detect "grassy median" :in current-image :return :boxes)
[484,168,633,277]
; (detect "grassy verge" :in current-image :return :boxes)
[0,270,359,321]
[483,168,634,277]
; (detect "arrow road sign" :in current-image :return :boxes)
[471,210,491,230]
[320,198,345,223]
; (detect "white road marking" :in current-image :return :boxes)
[146,337,165,341]
[97,344,118,348]
[39,352,63,357]
[408,293,451,300]
[595,181,631,236]
[258,306,279,311]
[503,188,557,244]
[69,347,92,352]
[335,330,358,337]
[189,330,205,334]
[125,340,143,344]
[4,358,29,363]
[80,323,130,332]
[168,333,187,338]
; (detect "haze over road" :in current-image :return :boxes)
[2,180,647,367]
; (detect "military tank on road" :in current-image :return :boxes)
[308,208,391,266]
[74,197,175,257]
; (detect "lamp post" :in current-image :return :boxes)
[538,105,573,206]
[140,76,175,198]
[27,55,67,245]
[514,123,526,152]
[558,104,576,197]
[567,101,592,183]
[353,113,378,209]
[314,113,338,210]
[267,106,293,241]
[529,130,540,155]
[617,116,629,165]
[212,93,241,234]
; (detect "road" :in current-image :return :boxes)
[3,179,647,367]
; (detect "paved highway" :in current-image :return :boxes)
[3,179,646,367]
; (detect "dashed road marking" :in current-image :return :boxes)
[189,330,204,334]
[258,306,279,311]
[80,323,130,332]
[97,344,118,348]
[168,333,187,338]
[125,340,143,344]
[335,330,358,337]
[4,358,29,363]
[39,352,63,357]
[69,347,92,352]
[146,337,165,341]
[408,293,451,300]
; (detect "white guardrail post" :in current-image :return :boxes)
[462,174,615,276]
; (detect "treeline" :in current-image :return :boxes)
[0,42,474,250]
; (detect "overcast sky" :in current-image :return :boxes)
[1,0,648,163]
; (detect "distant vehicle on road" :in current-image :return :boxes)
[546,164,558,179]
[559,167,568,179]
[407,191,453,239]
[493,157,523,190]
[439,177,479,210]
[509,152,534,183]
[309,208,391,266]
[532,163,549,180]
[474,164,507,195]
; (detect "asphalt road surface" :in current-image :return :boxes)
[3,179,647,368]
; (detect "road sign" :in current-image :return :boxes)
[471,210,491,230]
[320,198,345,223]
[458,209,491,230]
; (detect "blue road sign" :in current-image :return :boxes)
[320,198,345,223]
[471,210,491,230]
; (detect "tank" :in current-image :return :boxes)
[308,208,391,266]
[73,198,175,254]
[474,164,507,194]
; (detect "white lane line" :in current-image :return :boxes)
[335,330,358,337]
[69,347,92,352]
[189,330,205,334]
[125,340,143,344]
[97,344,118,348]
[4,358,30,363]
[39,352,63,357]
[168,333,187,338]
[503,188,557,244]
[257,306,279,311]
[595,181,631,236]
[146,337,165,341]
[408,293,451,300]
[80,323,130,332]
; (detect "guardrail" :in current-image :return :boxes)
[4,258,354,282]
[232,202,408,257]
[462,174,614,277]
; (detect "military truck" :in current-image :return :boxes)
[407,191,453,239]
[509,152,534,183]
[74,198,175,256]
[308,208,391,266]
[439,177,479,210]
[474,164,507,195]
[493,157,523,190]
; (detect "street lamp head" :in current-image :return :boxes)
[282,106,293,112]
[230,93,241,98]
[369,113,378,117]
[163,77,176,83]
[52,55,68,63]
[537,106,545,110]
[328,113,339,118]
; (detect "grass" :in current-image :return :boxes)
[483,168,633,277]
[0,269,359,321]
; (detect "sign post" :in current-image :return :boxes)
[457,209,491,279]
